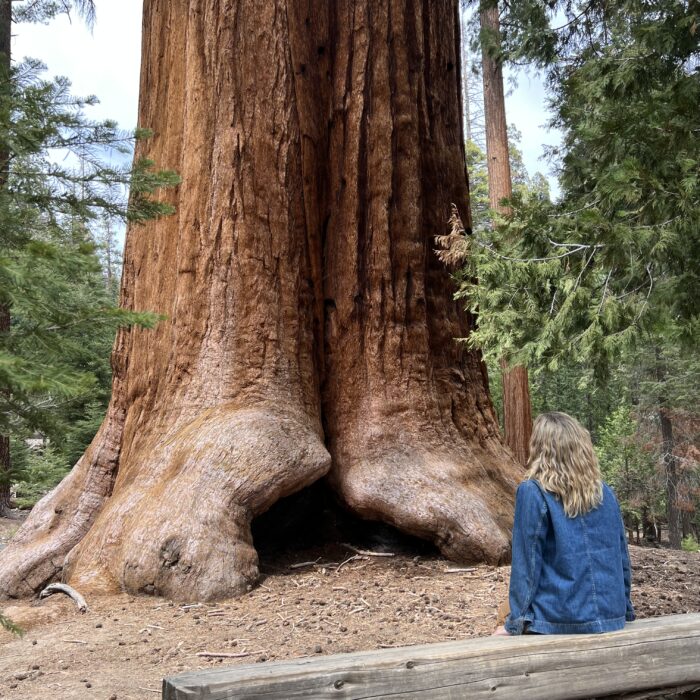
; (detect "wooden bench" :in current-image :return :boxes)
[163,612,700,699]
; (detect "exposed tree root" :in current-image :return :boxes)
[0,410,123,599]
[63,405,330,602]
[329,433,518,567]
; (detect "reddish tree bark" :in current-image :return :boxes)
[480,2,532,465]
[0,0,12,519]
[0,0,521,602]
[324,0,517,562]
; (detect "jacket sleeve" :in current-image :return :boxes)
[617,503,636,622]
[504,480,548,635]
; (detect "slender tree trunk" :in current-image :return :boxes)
[0,0,520,601]
[0,0,13,518]
[655,348,681,549]
[480,1,532,465]
[459,9,472,143]
[658,407,681,548]
[0,432,9,517]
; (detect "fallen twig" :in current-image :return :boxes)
[445,567,477,574]
[342,543,395,557]
[60,639,87,644]
[336,554,363,571]
[40,583,88,613]
[290,558,321,569]
[197,651,252,659]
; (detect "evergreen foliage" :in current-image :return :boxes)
[447,0,699,544]
[598,404,659,526]
[0,47,178,504]
[682,534,699,552]
[451,0,699,371]
[0,610,22,635]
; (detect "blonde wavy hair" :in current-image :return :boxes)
[527,412,603,517]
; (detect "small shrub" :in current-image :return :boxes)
[13,446,70,509]
[681,535,699,553]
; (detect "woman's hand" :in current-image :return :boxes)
[492,625,510,636]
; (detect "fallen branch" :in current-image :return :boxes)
[197,651,252,659]
[342,543,395,557]
[40,584,88,613]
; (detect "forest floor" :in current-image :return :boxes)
[1,513,699,700]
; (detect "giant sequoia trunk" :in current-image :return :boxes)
[0,0,521,601]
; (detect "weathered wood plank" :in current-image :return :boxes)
[163,613,700,700]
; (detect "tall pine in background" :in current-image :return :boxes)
[479,0,533,465]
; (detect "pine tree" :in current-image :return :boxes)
[0,5,178,515]
[443,0,700,547]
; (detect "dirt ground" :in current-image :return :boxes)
[1,515,699,700]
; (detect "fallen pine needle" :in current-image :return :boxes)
[197,651,252,659]
[60,639,87,644]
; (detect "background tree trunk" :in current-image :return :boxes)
[655,349,681,549]
[0,0,520,601]
[0,0,13,518]
[480,1,532,466]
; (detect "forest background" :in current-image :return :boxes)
[1,0,698,559]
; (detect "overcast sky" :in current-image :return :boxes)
[14,1,561,195]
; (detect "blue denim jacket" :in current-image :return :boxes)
[505,479,635,635]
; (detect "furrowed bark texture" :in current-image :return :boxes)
[0,0,521,601]
[1,0,330,601]
[480,2,532,466]
[323,0,518,562]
